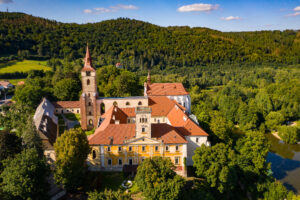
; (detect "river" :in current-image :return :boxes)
[266,133,300,194]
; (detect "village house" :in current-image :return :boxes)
[34,45,210,175]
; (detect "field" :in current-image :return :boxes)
[0,60,51,74]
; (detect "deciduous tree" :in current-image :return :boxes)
[54,128,90,191]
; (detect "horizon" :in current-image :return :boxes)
[0,0,299,32]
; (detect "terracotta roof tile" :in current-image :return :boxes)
[120,108,136,117]
[151,123,187,144]
[148,96,176,116]
[52,101,80,108]
[167,106,208,136]
[147,83,189,96]
[89,124,136,145]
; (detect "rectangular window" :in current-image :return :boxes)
[196,138,199,143]
[165,145,169,151]
[129,158,133,165]
[142,127,145,132]
[129,146,132,152]
[107,146,111,152]
[127,119,130,123]
[175,157,180,165]
[86,71,91,76]
[155,145,159,152]
[118,158,122,165]
[176,145,179,151]
[118,146,122,152]
[142,146,146,152]
[108,158,112,166]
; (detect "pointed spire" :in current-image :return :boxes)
[147,70,151,84]
[82,44,95,72]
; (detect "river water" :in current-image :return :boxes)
[266,133,300,194]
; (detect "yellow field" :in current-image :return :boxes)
[0,60,51,74]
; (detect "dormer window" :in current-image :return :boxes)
[86,71,91,76]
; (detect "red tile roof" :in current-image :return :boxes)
[81,45,96,72]
[0,80,13,87]
[89,124,136,145]
[52,101,80,108]
[167,106,208,136]
[146,83,189,96]
[151,124,187,144]
[120,108,136,117]
[148,96,177,116]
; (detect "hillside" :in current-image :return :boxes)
[0,12,300,70]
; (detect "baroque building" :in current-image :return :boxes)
[36,45,210,174]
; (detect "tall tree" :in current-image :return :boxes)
[193,143,238,195]
[0,148,50,200]
[0,131,22,165]
[135,157,185,200]
[54,128,90,191]
[22,116,44,157]
[53,78,81,101]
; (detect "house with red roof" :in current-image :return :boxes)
[35,45,210,175]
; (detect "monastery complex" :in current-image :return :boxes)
[34,46,210,175]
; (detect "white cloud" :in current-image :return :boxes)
[111,4,138,10]
[0,0,13,4]
[220,16,241,21]
[94,7,111,13]
[177,3,219,12]
[83,9,93,14]
[84,4,138,14]
[287,12,300,17]
[294,6,300,11]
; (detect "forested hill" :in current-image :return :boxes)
[1,12,300,70]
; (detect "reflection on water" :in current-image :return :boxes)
[266,133,300,194]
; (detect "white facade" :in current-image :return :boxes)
[185,136,208,166]
[167,95,191,113]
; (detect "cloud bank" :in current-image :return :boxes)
[84,4,138,14]
[177,3,219,12]
[0,0,13,4]
[294,6,300,11]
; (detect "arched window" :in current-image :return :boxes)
[113,101,118,106]
[138,101,142,106]
[89,119,93,125]
[88,102,91,106]
[87,79,90,85]
[89,111,92,116]
[92,150,96,159]
[100,103,105,114]
[126,102,130,106]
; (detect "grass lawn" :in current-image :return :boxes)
[64,113,81,122]
[0,60,51,74]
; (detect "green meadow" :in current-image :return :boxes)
[0,60,51,74]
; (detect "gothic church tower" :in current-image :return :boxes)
[80,45,97,130]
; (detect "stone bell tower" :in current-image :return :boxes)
[80,45,97,130]
[135,107,152,138]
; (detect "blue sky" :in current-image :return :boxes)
[0,0,300,31]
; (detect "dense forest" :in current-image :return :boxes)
[1,12,300,71]
[0,11,300,200]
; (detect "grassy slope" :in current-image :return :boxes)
[0,60,51,74]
